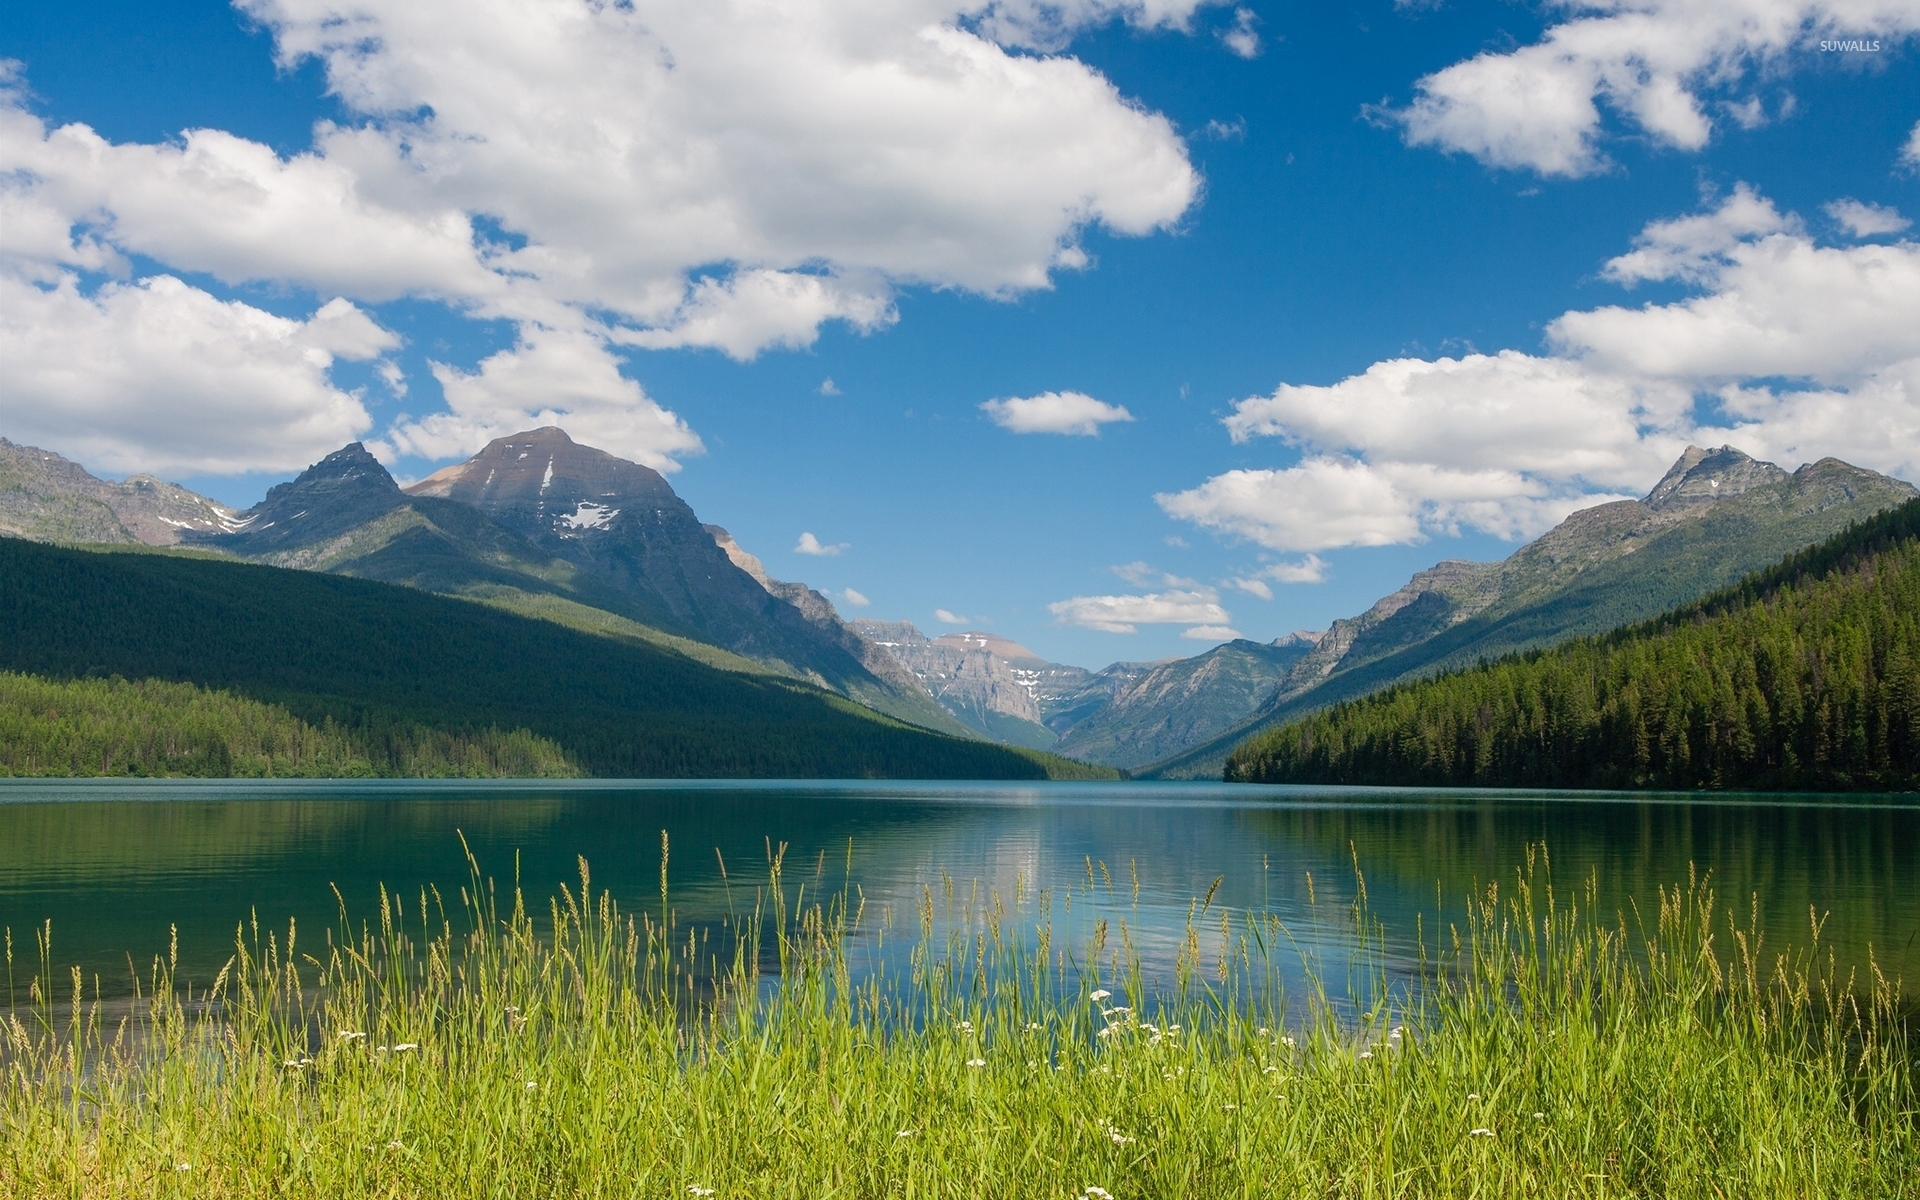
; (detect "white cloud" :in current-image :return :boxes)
[840,587,871,608]
[1601,183,1793,286]
[383,328,702,472]
[1218,8,1261,58]
[1166,185,1920,552]
[1904,120,1920,168]
[1182,624,1243,641]
[934,608,971,625]
[236,0,1201,334]
[1229,555,1329,597]
[1048,586,1232,634]
[970,0,1225,51]
[796,531,849,556]
[981,390,1135,435]
[0,272,377,475]
[1825,198,1911,238]
[1388,2,1920,176]
[818,377,841,396]
[0,2,1207,473]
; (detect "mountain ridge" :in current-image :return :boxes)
[1144,446,1919,779]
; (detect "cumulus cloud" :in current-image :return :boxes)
[1166,185,1920,552]
[382,328,702,471]
[981,390,1135,435]
[795,532,849,556]
[1388,2,1920,176]
[0,272,380,475]
[1825,198,1911,238]
[1229,556,1329,597]
[0,0,1206,473]
[238,0,1200,327]
[934,608,971,625]
[1904,120,1920,168]
[840,587,871,608]
[1048,585,1232,634]
[1182,624,1242,641]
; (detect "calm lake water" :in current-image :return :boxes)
[2,780,1916,1003]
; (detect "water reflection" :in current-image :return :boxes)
[1,780,1915,1002]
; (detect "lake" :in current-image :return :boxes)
[2,779,1917,1003]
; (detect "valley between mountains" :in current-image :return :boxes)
[1,429,1914,780]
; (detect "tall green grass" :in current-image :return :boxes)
[2,842,1912,1198]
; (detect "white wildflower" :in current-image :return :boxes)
[1470,1128,1494,1138]
[338,1030,366,1041]
[1262,1066,1279,1075]
[391,1043,419,1052]
[688,1187,716,1198]
[386,1140,405,1151]
[1108,1130,1135,1146]
[956,1020,975,1034]
[966,1058,986,1068]
[526,1081,538,1091]
[1089,990,1112,1002]
[1222,1103,1238,1111]
[1081,1188,1114,1200]
[174,1163,191,1172]
[896,1129,915,1139]
[1026,1022,1042,1031]
[1468,1093,1481,1101]
[1256,1027,1270,1037]
[1533,1111,1546,1120]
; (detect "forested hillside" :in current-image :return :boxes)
[0,539,1112,780]
[1227,500,1920,791]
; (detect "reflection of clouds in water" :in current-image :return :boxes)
[6,781,1917,1003]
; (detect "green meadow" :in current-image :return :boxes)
[2,843,1913,1198]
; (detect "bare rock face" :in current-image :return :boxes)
[849,619,1068,748]
[0,438,242,545]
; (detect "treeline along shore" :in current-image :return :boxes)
[1229,499,1920,790]
[0,539,1114,781]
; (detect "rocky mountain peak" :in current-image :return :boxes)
[1645,445,1789,511]
[405,426,674,516]
[208,442,406,553]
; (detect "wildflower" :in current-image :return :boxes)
[1108,1130,1135,1146]
[1026,1022,1042,1031]
[1089,990,1112,1002]
[338,1030,366,1041]
[896,1130,915,1139]
[1222,1103,1238,1111]
[1262,1066,1279,1075]
[1096,1026,1115,1039]
[956,1020,975,1034]
[1470,1128,1494,1138]
[391,1043,419,1053]
[688,1188,716,1198]
[1358,1051,1374,1060]
[174,1163,191,1172]
[386,1141,405,1151]
[1167,1025,1180,1034]
[966,1058,986,1068]
[1280,1036,1296,1048]
[1081,1189,1114,1200]
[1256,1027,1270,1037]
[1467,1093,1481,1102]
[1533,1112,1546,1120]
[526,1081,538,1090]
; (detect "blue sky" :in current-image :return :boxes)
[3,1,1919,668]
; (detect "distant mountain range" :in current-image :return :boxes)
[7,432,1915,777]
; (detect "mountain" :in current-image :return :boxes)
[1045,634,1320,769]
[844,618,1324,766]
[1146,446,1920,779]
[160,430,961,734]
[0,438,243,545]
[0,538,1114,780]
[847,621,1067,749]
[1229,498,1920,791]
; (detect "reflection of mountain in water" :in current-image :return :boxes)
[5,784,1915,1004]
